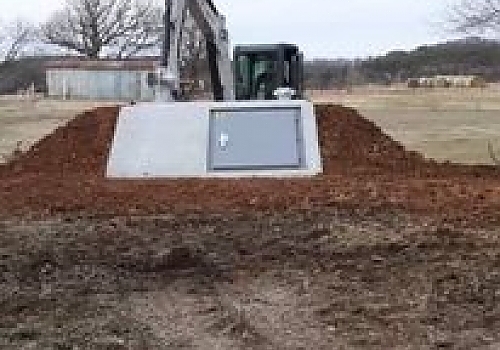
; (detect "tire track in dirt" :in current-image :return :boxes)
[130,277,337,350]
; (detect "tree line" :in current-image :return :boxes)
[5,37,500,94]
[304,37,500,89]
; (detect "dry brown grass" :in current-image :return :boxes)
[310,85,500,164]
[0,96,119,163]
[309,84,500,110]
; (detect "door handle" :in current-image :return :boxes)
[219,132,229,149]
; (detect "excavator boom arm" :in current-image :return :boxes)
[160,0,234,101]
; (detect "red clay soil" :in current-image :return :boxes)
[1,104,500,223]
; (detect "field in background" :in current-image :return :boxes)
[2,86,500,164]
[0,96,119,163]
[310,85,500,164]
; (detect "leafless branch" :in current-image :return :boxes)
[42,0,163,58]
[449,0,500,33]
[0,20,40,62]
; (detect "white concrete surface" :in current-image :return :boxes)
[106,100,322,178]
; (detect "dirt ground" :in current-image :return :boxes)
[2,99,500,349]
[1,212,500,349]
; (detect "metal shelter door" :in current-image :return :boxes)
[208,107,303,170]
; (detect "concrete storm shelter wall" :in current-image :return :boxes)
[106,100,322,178]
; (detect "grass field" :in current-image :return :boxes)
[2,87,500,164]
[0,97,118,163]
[311,85,500,165]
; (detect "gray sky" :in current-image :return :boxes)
[0,0,463,59]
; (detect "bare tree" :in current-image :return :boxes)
[449,0,500,33]
[115,6,164,58]
[0,20,40,62]
[42,0,164,59]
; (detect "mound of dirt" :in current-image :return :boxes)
[1,104,500,224]
[0,104,437,179]
[1,106,119,176]
[316,104,428,175]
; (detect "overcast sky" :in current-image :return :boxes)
[0,0,466,59]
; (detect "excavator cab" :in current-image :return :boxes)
[233,43,304,101]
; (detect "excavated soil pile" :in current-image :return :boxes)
[1,105,426,177]
[318,105,428,175]
[0,106,119,176]
[1,104,500,223]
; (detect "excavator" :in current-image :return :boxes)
[106,0,321,178]
[156,0,304,102]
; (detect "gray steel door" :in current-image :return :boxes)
[209,107,302,170]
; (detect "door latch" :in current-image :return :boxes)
[218,132,229,149]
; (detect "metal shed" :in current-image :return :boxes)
[45,59,158,101]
